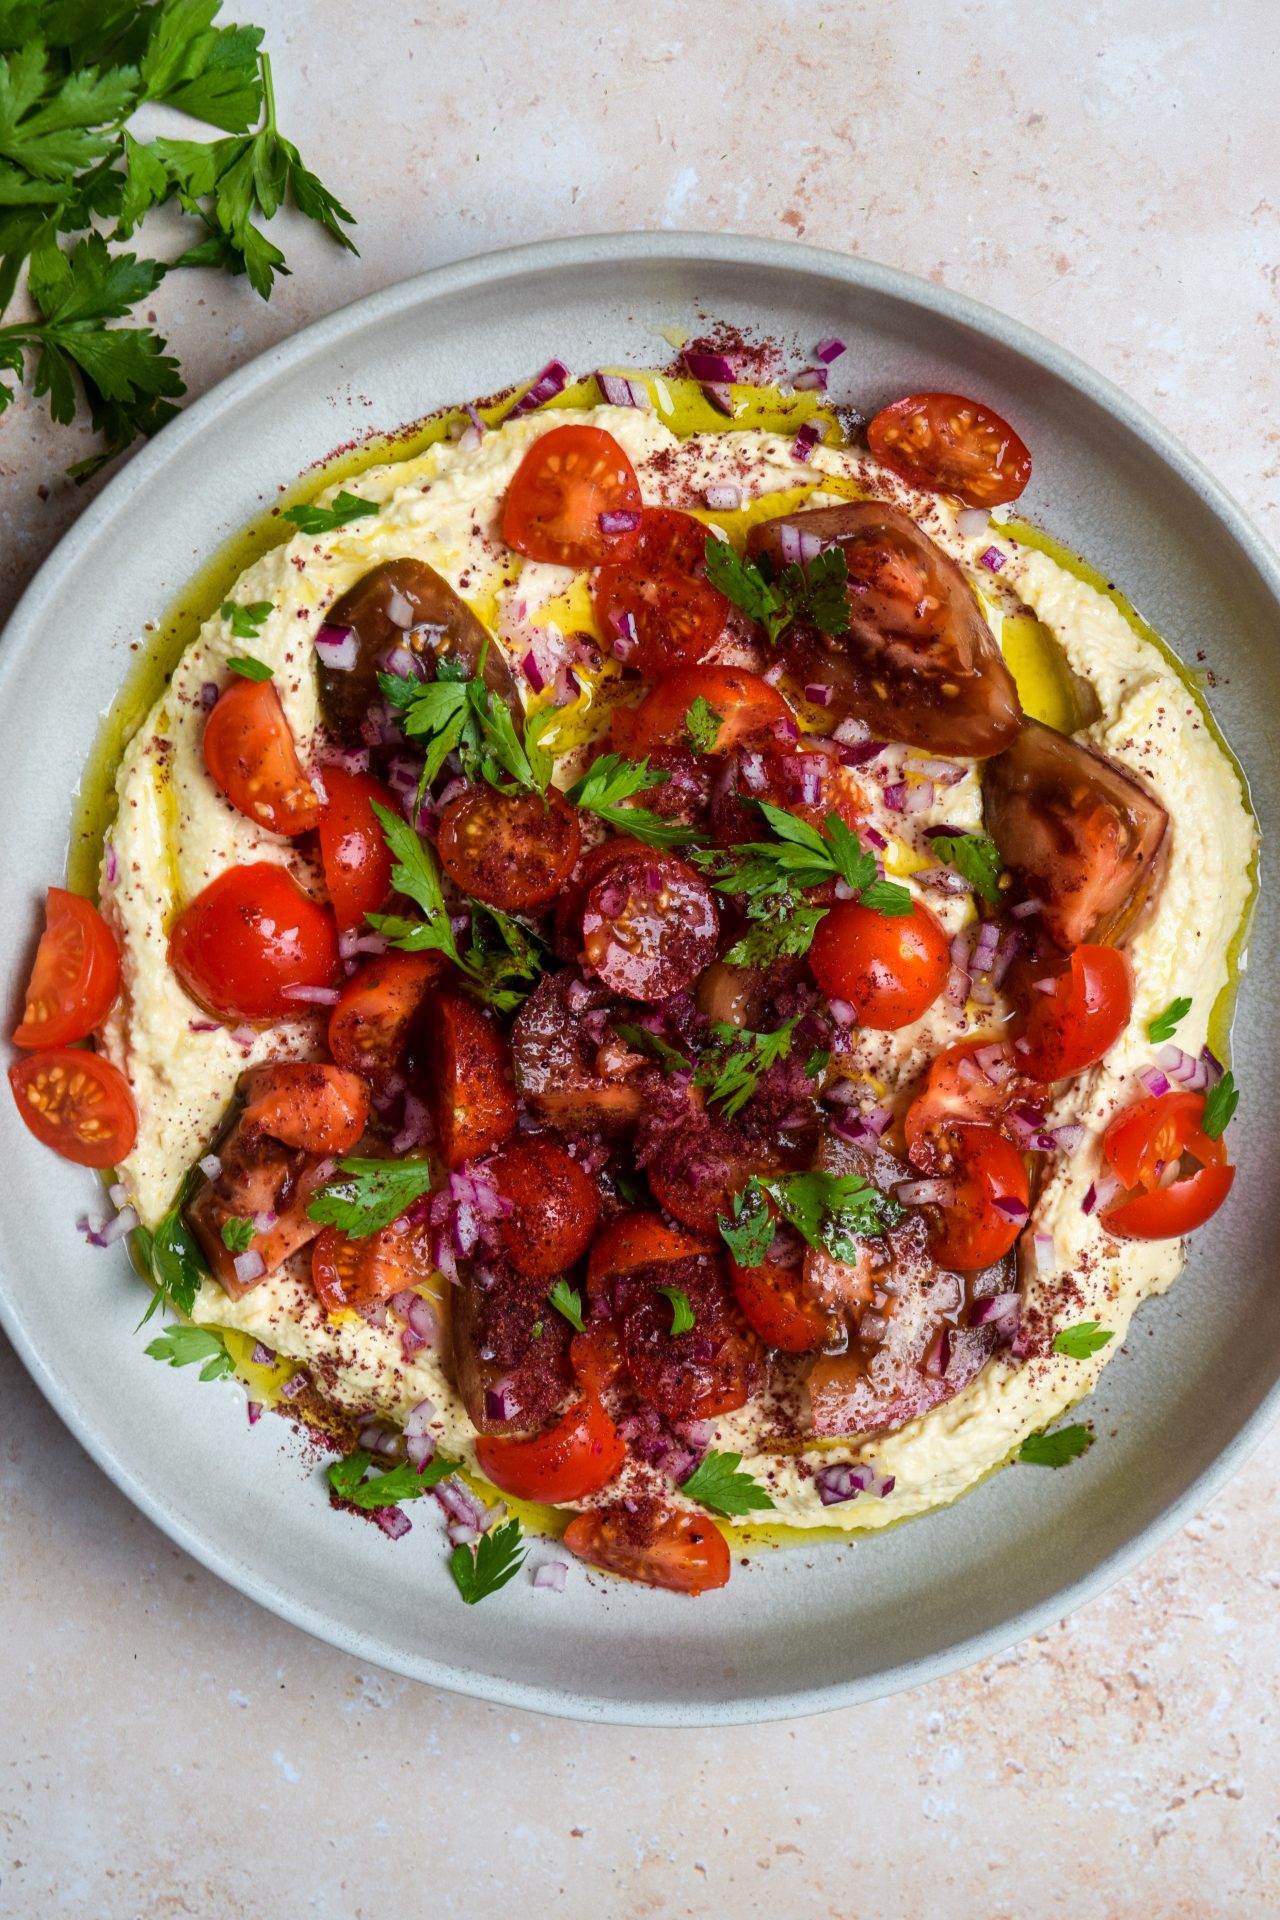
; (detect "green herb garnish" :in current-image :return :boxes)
[548,1279,585,1333]
[657,1285,696,1335]
[928,832,1003,905]
[565,752,696,849]
[145,1323,235,1381]
[283,489,378,537]
[219,1216,255,1253]
[611,1021,692,1076]
[1051,1322,1115,1361]
[680,1449,775,1516]
[134,1167,208,1322]
[1018,1424,1094,1468]
[719,1169,904,1269]
[684,695,724,753]
[693,1016,800,1121]
[703,535,850,644]
[307,1156,433,1239]
[220,599,273,641]
[1148,997,1193,1044]
[1202,1069,1238,1141]
[328,1448,460,1510]
[805,1047,831,1080]
[224,653,273,681]
[450,1518,527,1605]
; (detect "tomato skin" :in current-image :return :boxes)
[581,849,719,1003]
[316,768,397,933]
[10,1046,138,1168]
[1017,943,1132,1082]
[569,1321,625,1395]
[809,898,950,1030]
[169,863,340,1022]
[474,1394,625,1504]
[911,1123,1030,1271]
[1102,1164,1235,1239]
[1099,1089,1234,1240]
[586,1212,713,1296]
[487,1136,602,1281]
[612,666,793,759]
[14,888,121,1048]
[868,392,1032,508]
[728,1255,831,1353]
[240,1062,369,1155]
[709,744,865,847]
[438,785,581,912]
[417,985,518,1168]
[592,510,733,678]
[311,1213,435,1314]
[202,676,323,835]
[563,1506,731,1595]
[502,425,642,568]
[328,951,442,1076]
[904,1039,1030,1156]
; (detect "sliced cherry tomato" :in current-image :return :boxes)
[485,1135,602,1281]
[510,966,646,1132]
[1099,1088,1234,1240]
[416,985,517,1168]
[563,1504,731,1594]
[867,392,1033,508]
[316,767,397,933]
[728,1254,832,1353]
[581,849,719,1002]
[909,1123,1030,1271]
[240,1061,370,1156]
[592,508,733,678]
[586,1211,713,1296]
[474,1393,625,1504]
[1017,943,1132,1082]
[328,951,442,1076]
[569,1321,625,1395]
[202,676,322,835]
[311,1213,435,1314]
[438,785,581,911]
[611,665,793,759]
[808,898,950,1030]
[904,1038,1031,1155]
[169,862,339,1022]
[502,424,642,568]
[10,1046,137,1168]
[709,744,865,847]
[13,887,121,1048]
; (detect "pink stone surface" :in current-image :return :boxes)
[3,2,1278,1913]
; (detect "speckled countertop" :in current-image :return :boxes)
[3,3,1279,1913]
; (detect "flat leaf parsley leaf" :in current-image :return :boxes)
[221,598,273,640]
[220,1216,255,1253]
[720,1169,904,1269]
[283,489,378,537]
[225,653,272,681]
[684,695,724,753]
[566,752,696,848]
[547,1279,585,1332]
[929,831,1003,905]
[328,1448,460,1509]
[451,1518,527,1605]
[1018,1424,1094,1468]
[657,1285,696,1335]
[307,1156,434,1239]
[611,1020,692,1076]
[693,1016,800,1121]
[703,533,850,644]
[145,1323,235,1381]
[1052,1321,1115,1360]
[134,1167,208,1322]
[1202,1069,1239,1141]
[383,644,549,799]
[1148,996,1193,1043]
[680,1449,775,1517]
[718,1185,778,1268]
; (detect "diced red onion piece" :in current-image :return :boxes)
[863,824,887,850]
[506,359,570,417]
[198,1152,221,1180]
[791,422,822,463]
[1050,1121,1086,1152]
[979,546,1007,573]
[970,977,996,1006]
[277,1371,308,1402]
[903,756,967,786]
[804,683,832,708]
[971,1290,1021,1331]
[792,367,828,391]
[704,483,742,511]
[991,931,1022,987]
[1082,1173,1122,1217]
[916,866,972,895]
[815,1459,894,1504]
[188,1019,219,1034]
[683,348,738,383]
[700,381,735,415]
[945,965,970,1008]
[815,337,847,364]
[1010,897,1043,920]
[405,1429,434,1466]
[1138,1066,1171,1097]
[902,778,934,814]
[314,625,357,669]
[521,649,546,693]
[247,1400,263,1426]
[1201,1046,1225,1085]
[895,1177,958,1207]
[251,1340,274,1367]
[533,1560,569,1592]
[993,1194,1029,1221]
[950,929,975,969]
[599,509,641,534]
[104,842,118,885]
[608,609,638,661]
[108,1181,128,1209]
[972,921,1001,971]
[465,402,487,435]
[1033,1232,1055,1272]
[955,506,989,538]
[200,681,219,710]
[974,1042,1015,1084]
[596,371,649,409]
[233,1249,266,1287]
[279,983,340,1006]
[374,1505,412,1540]
[385,587,414,629]
[883,781,907,813]
[827,998,857,1027]
[1032,976,1058,995]
[924,1327,952,1377]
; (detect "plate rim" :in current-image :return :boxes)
[1,228,1276,1727]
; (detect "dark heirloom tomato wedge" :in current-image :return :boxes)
[169,863,339,1022]
[511,969,646,1133]
[563,1504,731,1595]
[503,424,643,569]
[746,502,1022,758]
[867,392,1033,508]
[328,951,442,1076]
[1099,1089,1235,1240]
[202,676,323,835]
[486,1136,602,1281]
[412,985,517,1168]
[318,557,515,748]
[239,1062,370,1157]
[591,507,733,677]
[907,1122,1030,1271]
[438,784,581,911]
[1016,942,1132,1083]
[611,665,793,759]
[983,719,1168,949]
[9,1047,137,1168]
[311,1212,435,1314]
[580,849,718,1002]
[188,1125,328,1297]
[13,888,121,1048]
[449,1261,574,1434]
[317,767,397,932]
[808,897,950,1030]
[474,1394,626,1504]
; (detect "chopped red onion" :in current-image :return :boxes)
[704,482,742,511]
[533,1560,569,1592]
[1033,1232,1055,1272]
[434,1474,487,1530]
[447,1520,479,1548]
[993,1194,1029,1221]
[599,509,641,536]
[895,1177,959,1207]
[739,750,767,793]
[373,1505,412,1540]
[778,522,824,567]
[251,1340,274,1367]
[683,348,738,384]
[791,423,822,464]
[392,1092,432,1155]
[833,716,870,746]
[279,982,340,1006]
[950,928,975,969]
[944,965,970,1009]
[761,657,787,687]
[1201,1046,1225,1086]
[884,781,907,813]
[250,1211,277,1236]
[406,1429,435,1467]
[233,1249,265,1287]
[385,587,414,630]
[200,681,219,710]
[314,624,357,669]
[972,921,1001,971]
[1138,1065,1171,1097]
[608,608,638,661]
[1154,1042,1211,1092]
[700,381,735,415]
[520,649,546,693]
[358,1419,402,1457]
[465,402,487,435]
[506,359,570,417]
[197,1152,221,1180]
[792,367,828,391]
[103,842,118,886]
[596,371,650,409]
[403,1396,436,1439]
[969,977,996,1007]
[77,1205,139,1248]
[338,927,390,962]
[916,866,972,895]
[924,1327,952,1377]
[863,824,888,851]
[247,1400,263,1426]
[187,1018,220,1034]
[814,1459,895,1504]
[827,997,857,1027]
[991,930,1022,987]
[903,756,967,786]
[971,1291,1021,1334]
[1010,897,1043,920]
[974,1042,1016,1084]
[485,1384,517,1422]
[1082,1173,1122,1217]
[277,1370,308,1401]
[1050,1121,1086,1153]
[815,337,847,365]
[1032,976,1058,995]
[955,506,989,538]
[830,1105,894,1148]
[979,546,1007,573]
[804,683,833,708]
[108,1180,128,1208]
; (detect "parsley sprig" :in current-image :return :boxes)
[684,695,724,753]
[1148,997,1193,1044]
[283,489,378,538]
[451,1518,527,1604]
[565,752,697,849]
[1202,1069,1238,1141]
[1018,1424,1094,1468]
[680,1450,775,1516]
[547,1279,585,1332]
[145,1322,235,1380]
[307,1156,434,1239]
[720,1169,904,1269]
[1051,1322,1115,1361]
[703,535,850,644]
[381,651,553,800]
[134,1167,208,1321]
[221,598,273,640]
[657,1285,696,1335]
[929,831,1003,905]
[328,1448,460,1509]
[693,1016,800,1120]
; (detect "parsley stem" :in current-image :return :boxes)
[259,51,277,132]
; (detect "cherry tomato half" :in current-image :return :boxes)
[202,675,323,835]
[10,1046,138,1168]
[317,768,397,933]
[1017,943,1132,1083]
[586,1212,713,1297]
[486,1135,602,1281]
[910,1123,1030,1271]
[240,1061,370,1156]
[580,850,719,1003]
[592,508,733,678]
[728,1254,832,1353]
[1099,1089,1235,1240]
[417,986,518,1168]
[563,1505,731,1594]
[611,665,794,759]
[13,887,121,1048]
[311,1213,435,1314]
[438,785,581,912]
[328,951,442,1076]
[168,863,340,1022]
[502,424,642,569]
[474,1393,625,1505]
[867,392,1033,509]
[904,1039,1031,1157]
[808,898,950,1030]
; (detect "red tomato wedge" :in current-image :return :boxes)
[328,951,442,1076]
[808,898,950,1030]
[486,1135,602,1281]
[728,1254,832,1353]
[416,986,518,1168]
[202,676,323,835]
[1017,943,1132,1082]
[474,1394,625,1504]
[586,1212,713,1296]
[13,887,121,1048]
[502,425,642,568]
[168,863,339,1022]
[311,1214,435,1314]
[592,507,733,678]
[317,768,397,933]
[868,392,1032,508]
[907,1123,1030,1271]
[563,1505,731,1594]
[904,1039,1031,1156]
[1099,1089,1235,1240]
[437,785,581,911]
[612,665,793,759]
[240,1062,370,1156]
[10,1047,137,1168]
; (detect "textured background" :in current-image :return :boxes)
[2,2,1278,1914]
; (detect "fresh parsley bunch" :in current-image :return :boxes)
[0,6,356,475]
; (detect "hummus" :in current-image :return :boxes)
[98,399,1257,1535]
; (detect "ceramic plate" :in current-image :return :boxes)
[0,234,1274,1725]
